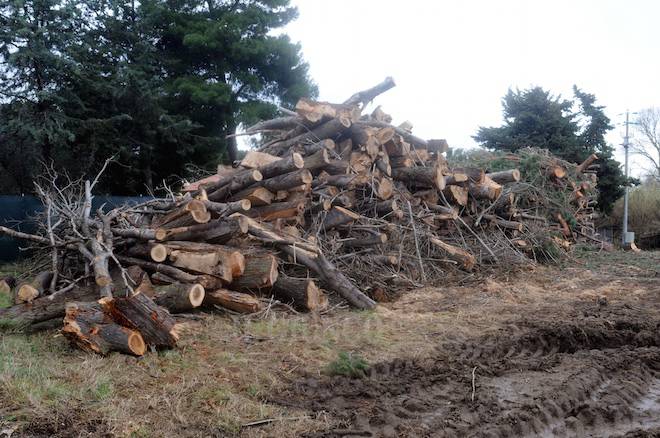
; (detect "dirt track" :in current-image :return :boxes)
[277,253,660,438]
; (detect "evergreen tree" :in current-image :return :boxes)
[0,0,315,194]
[474,86,625,213]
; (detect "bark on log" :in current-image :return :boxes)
[272,276,328,311]
[343,77,396,107]
[244,218,376,310]
[266,118,351,155]
[154,283,205,313]
[0,285,99,329]
[303,139,335,155]
[259,169,313,192]
[15,271,53,304]
[247,201,306,221]
[202,199,251,217]
[204,289,262,313]
[442,185,468,206]
[322,206,361,231]
[62,302,146,356]
[240,151,282,169]
[468,176,502,200]
[100,293,178,349]
[115,255,224,290]
[430,237,476,271]
[392,165,445,190]
[483,214,524,231]
[229,253,279,289]
[342,233,387,248]
[486,169,521,184]
[256,153,305,178]
[228,187,274,207]
[576,154,598,173]
[156,216,248,243]
[207,169,263,201]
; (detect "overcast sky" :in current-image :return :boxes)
[283,0,660,175]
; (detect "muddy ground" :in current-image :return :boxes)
[1,250,659,437]
[277,251,660,438]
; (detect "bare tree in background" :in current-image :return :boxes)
[633,108,660,180]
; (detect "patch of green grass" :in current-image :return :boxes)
[324,351,369,378]
[91,380,113,401]
[0,292,11,309]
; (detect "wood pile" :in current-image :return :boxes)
[0,78,603,356]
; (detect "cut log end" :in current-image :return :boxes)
[150,244,168,263]
[189,284,205,307]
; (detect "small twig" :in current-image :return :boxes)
[471,366,477,402]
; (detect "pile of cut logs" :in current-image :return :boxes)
[0,78,602,356]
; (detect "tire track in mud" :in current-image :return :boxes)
[277,303,660,437]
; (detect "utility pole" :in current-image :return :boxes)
[622,110,630,245]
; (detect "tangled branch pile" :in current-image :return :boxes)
[0,78,602,356]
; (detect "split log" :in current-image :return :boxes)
[486,169,521,184]
[154,283,205,313]
[229,253,278,289]
[430,237,476,271]
[322,206,361,231]
[468,176,502,200]
[204,289,262,313]
[126,266,155,297]
[576,154,598,173]
[100,293,178,349]
[272,276,328,311]
[15,271,53,304]
[62,302,146,356]
[442,185,468,206]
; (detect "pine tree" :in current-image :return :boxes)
[474,86,625,213]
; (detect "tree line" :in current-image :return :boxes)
[0,0,316,195]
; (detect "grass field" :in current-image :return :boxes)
[1,249,659,437]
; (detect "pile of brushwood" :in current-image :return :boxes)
[0,78,604,356]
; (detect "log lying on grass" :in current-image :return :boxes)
[15,271,53,304]
[63,302,147,356]
[272,276,328,311]
[203,289,262,314]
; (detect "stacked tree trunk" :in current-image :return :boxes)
[0,78,601,356]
